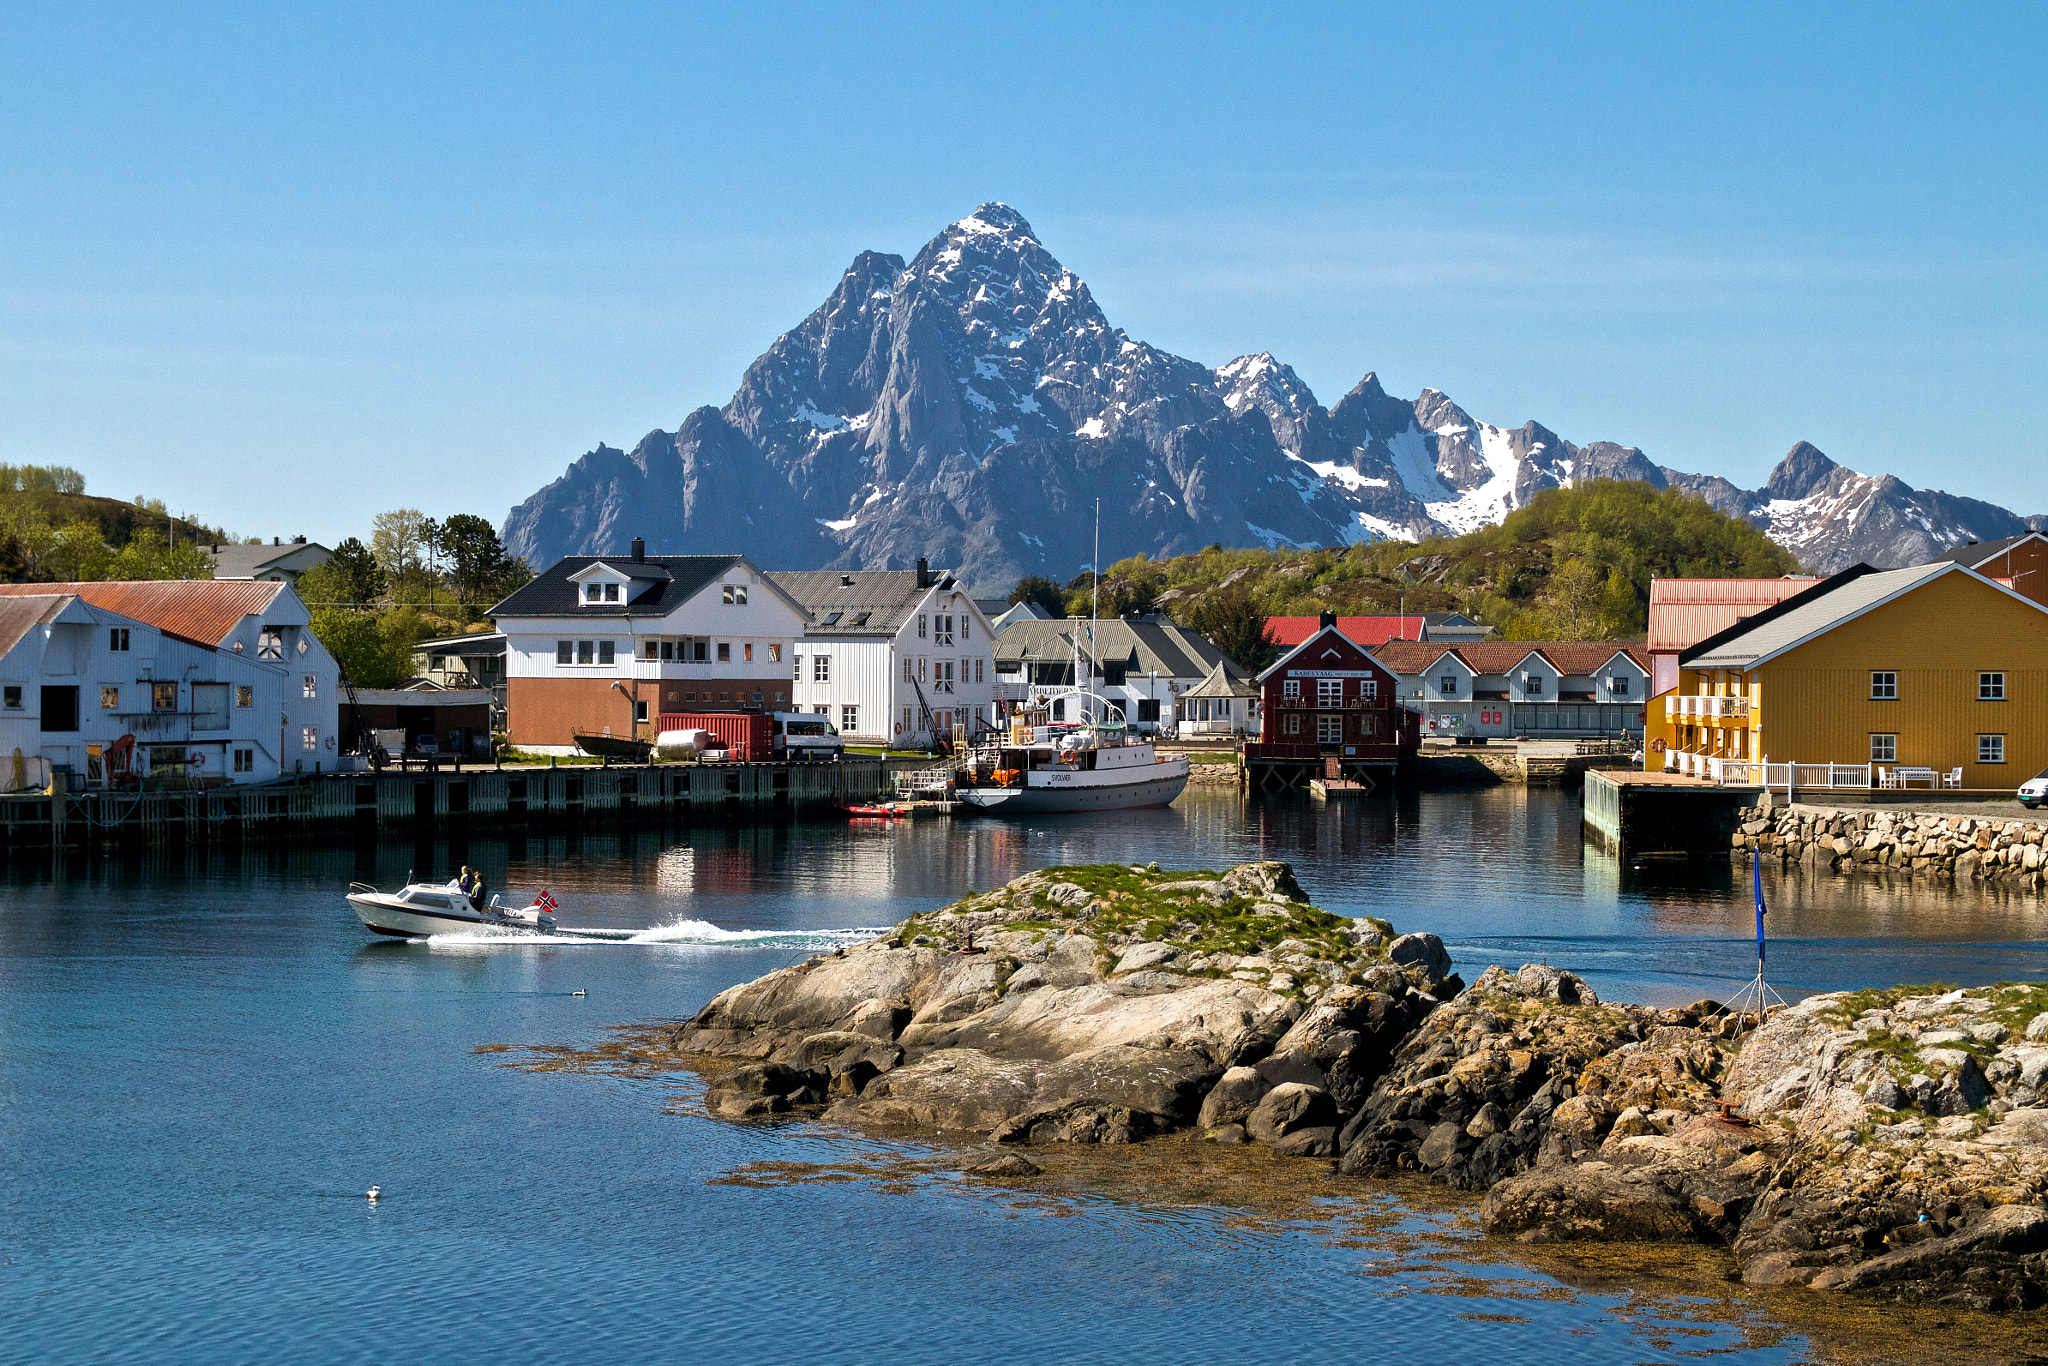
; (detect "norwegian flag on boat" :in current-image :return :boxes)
[536,890,557,913]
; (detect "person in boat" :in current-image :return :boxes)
[457,865,484,911]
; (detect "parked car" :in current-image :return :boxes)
[2021,768,2048,810]
[770,711,844,761]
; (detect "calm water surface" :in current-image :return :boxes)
[6,787,2048,1364]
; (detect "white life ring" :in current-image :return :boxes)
[190,752,206,768]
[325,735,335,750]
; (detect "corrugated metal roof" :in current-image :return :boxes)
[1924,532,2047,568]
[1646,578,1819,652]
[0,580,285,648]
[0,594,79,659]
[1685,562,1955,670]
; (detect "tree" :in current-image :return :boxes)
[303,537,388,607]
[307,606,427,687]
[371,508,436,577]
[1007,574,1065,618]
[1181,588,1277,674]
[106,528,210,580]
[438,513,527,608]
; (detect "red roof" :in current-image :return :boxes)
[1372,640,1650,677]
[1646,578,1817,653]
[0,580,286,649]
[1266,615,1434,647]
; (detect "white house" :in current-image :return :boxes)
[1370,641,1651,739]
[992,615,1255,733]
[769,560,996,747]
[0,579,341,788]
[490,541,814,752]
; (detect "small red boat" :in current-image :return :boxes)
[839,802,910,819]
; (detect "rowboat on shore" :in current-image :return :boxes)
[573,731,653,762]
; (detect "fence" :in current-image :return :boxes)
[1663,750,1870,790]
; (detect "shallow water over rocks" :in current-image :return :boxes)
[6,787,2048,1362]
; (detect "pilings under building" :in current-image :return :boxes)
[0,759,891,852]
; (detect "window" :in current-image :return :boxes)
[1317,714,1343,745]
[841,705,858,733]
[813,655,830,683]
[935,660,955,694]
[1871,671,1897,700]
[1363,679,1377,700]
[557,641,573,665]
[2,685,19,709]
[635,701,649,724]
[1283,712,1301,735]
[598,641,615,666]
[234,748,253,774]
[585,584,602,602]
[236,685,253,708]
[645,642,659,660]
[603,583,619,602]
[1524,676,1544,696]
[258,628,284,660]
[303,675,317,700]
[1980,734,2006,764]
[1439,675,1457,697]
[823,612,842,626]
[1610,676,1630,697]
[40,686,78,732]
[1282,678,1301,699]
[101,687,119,709]
[902,706,913,733]
[429,654,446,671]
[962,616,971,640]
[744,643,753,662]
[691,639,707,662]
[904,659,915,683]
[975,658,984,684]
[918,614,927,639]
[793,655,804,681]
[768,644,781,662]
[661,641,674,661]
[109,628,129,652]
[722,584,747,605]
[192,683,229,732]
[917,657,927,683]
[935,614,954,646]
[577,641,594,665]
[716,642,730,663]
[1981,672,2006,701]
[1870,734,1897,763]
[1317,678,1344,705]
[152,682,178,712]
[303,726,318,751]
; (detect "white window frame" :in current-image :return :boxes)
[1316,678,1343,705]
[1871,670,1897,700]
[1981,672,2006,701]
[840,704,858,733]
[1316,714,1343,745]
[813,655,830,683]
[1282,678,1300,699]
[1870,733,1897,764]
[722,584,747,605]
[1980,734,2006,764]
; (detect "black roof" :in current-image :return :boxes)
[1926,532,2045,568]
[489,555,740,618]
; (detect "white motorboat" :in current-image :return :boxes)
[346,880,558,938]
[956,718,1190,814]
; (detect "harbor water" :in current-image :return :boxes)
[5,786,2048,1363]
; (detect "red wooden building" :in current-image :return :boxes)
[1244,614,1417,790]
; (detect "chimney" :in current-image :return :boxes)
[840,574,855,586]
[1319,611,1337,630]
[293,535,306,544]
[630,537,645,562]
[273,536,280,546]
[916,557,930,589]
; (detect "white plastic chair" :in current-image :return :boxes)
[1944,767,1963,788]
[1875,766,1893,789]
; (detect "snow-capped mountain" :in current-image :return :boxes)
[502,204,2041,587]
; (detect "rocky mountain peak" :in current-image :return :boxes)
[1765,441,1842,501]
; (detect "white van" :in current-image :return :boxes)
[771,711,845,761]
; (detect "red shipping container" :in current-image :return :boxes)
[658,712,772,761]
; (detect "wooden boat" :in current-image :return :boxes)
[573,731,653,761]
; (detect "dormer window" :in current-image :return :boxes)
[1439,675,1458,697]
[1610,676,1630,697]
[1525,676,1545,696]
[585,584,601,602]
[605,583,619,602]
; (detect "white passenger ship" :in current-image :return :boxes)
[955,710,1190,814]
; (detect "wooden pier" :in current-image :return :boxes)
[1583,769,1759,859]
[0,759,891,852]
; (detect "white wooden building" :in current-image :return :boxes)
[0,580,341,789]
[769,560,996,747]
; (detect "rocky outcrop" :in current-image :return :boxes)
[1733,799,2047,895]
[675,861,2048,1309]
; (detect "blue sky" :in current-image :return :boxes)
[2,3,2043,542]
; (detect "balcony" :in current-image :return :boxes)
[1662,749,1870,789]
[1272,696,1391,711]
[1665,694,1750,720]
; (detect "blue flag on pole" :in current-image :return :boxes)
[1752,856,1768,966]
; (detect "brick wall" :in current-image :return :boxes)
[506,676,794,746]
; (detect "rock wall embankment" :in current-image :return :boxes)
[1732,801,2047,894]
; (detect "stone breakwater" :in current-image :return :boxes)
[1731,800,2047,893]
[673,861,2048,1310]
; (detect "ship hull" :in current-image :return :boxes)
[955,768,1189,814]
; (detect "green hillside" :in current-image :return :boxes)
[0,464,232,581]
[1052,480,1802,642]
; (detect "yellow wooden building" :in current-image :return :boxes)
[1649,561,2048,788]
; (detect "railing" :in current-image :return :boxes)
[1663,750,1871,789]
[1665,694,1750,720]
[1245,741,1403,761]
[1271,697,1390,711]
[893,767,959,798]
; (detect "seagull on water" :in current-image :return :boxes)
[366,1185,381,1202]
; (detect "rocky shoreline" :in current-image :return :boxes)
[672,860,2048,1311]
[1732,797,2047,893]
